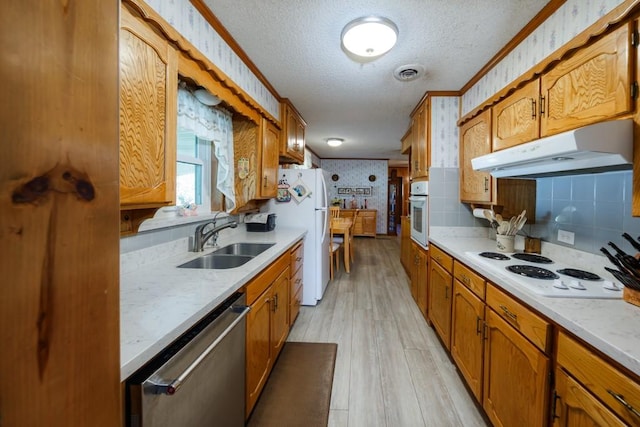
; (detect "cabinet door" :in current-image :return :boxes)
[400,217,412,273]
[428,260,452,349]
[416,248,429,318]
[258,119,279,198]
[119,7,177,206]
[410,242,420,301]
[541,23,632,137]
[493,79,541,151]
[553,368,625,427]
[246,290,272,416]
[451,281,485,401]
[460,109,492,203]
[411,102,429,179]
[281,102,305,163]
[271,267,290,359]
[362,211,377,236]
[483,308,550,427]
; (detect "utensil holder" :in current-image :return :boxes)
[496,235,515,253]
[524,237,541,254]
[623,287,640,307]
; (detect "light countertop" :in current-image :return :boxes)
[120,227,306,381]
[429,229,640,377]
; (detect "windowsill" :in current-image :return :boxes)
[137,206,230,233]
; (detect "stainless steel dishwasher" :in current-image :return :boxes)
[127,292,249,427]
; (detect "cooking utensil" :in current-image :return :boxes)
[608,242,640,269]
[622,232,640,252]
[483,209,499,231]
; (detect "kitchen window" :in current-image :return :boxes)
[176,83,236,212]
[176,127,212,209]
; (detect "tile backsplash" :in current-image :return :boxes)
[532,170,640,255]
[429,167,485,228]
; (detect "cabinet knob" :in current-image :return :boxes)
[263,176,268,188]
[531,98,537,119]
[484,177,489,192]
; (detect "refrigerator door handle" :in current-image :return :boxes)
[318,207,328,243]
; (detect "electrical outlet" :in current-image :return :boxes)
[557,229,575,245]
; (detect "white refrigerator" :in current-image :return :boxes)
[265,168,331,306]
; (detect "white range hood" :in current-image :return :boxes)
[471,119,633,178]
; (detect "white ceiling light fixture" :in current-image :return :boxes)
[341,16,398,59]
[327,138,344,147]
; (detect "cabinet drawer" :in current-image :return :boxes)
[290,241,303,275]
[430,245,453,272]
[290,264,303,296]
[290,285,302,324]
[557,331,640,426]
[245,253,289,306]
[453,261,485,300]
[486,283,551,353]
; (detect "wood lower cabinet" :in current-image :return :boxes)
[119,5,177,208]
[289,240,304,325]
[410,241,428,317]
[555,331,640,426]
[483,308,550,427]
[460,108,492,204]
[340,209,377,237]
[245,253,290,418]
[553,368,625,427]
[428,258,452,349]
[400,216,412,274]
[541,22,632,137]
[451,280,485,401]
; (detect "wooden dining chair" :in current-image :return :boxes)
[330,206,341,219]
[329,222,342,280]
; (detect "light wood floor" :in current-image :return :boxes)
[288,235,488,427]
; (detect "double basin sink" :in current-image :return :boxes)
[178,242,275,269]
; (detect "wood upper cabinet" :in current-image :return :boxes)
[451,280,485,402]
[119,6,177,207]
[280,99,306,164]
[428,257,453,349]
[541,23,632,137]
[493,79,541,151]
[257,118,280,199]
[483,306,550,427]
[460,108,493,204]
[410,99,430,180]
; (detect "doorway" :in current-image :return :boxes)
[387,175,402,235]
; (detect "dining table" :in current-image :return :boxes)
[330,218,353,273]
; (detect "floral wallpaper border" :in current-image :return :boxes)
[144,0,280,120]
[462,0,622,116]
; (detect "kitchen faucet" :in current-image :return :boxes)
[193,217,238,252]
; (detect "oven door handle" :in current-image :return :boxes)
[148,305,250,396]
[408,196,428,203]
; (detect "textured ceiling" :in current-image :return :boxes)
[204,0,550,164]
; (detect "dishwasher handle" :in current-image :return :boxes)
[149,305,250,396]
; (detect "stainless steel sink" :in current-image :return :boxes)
[178,254,254,269]
[213,242,275,256]
[177,243,275,269]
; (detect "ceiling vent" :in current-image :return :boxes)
[393,64,424,82]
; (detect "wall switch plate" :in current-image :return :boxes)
[558,229,575,245]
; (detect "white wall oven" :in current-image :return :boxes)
[409,181,428,248]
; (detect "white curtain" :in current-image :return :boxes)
[177,87,236,212]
